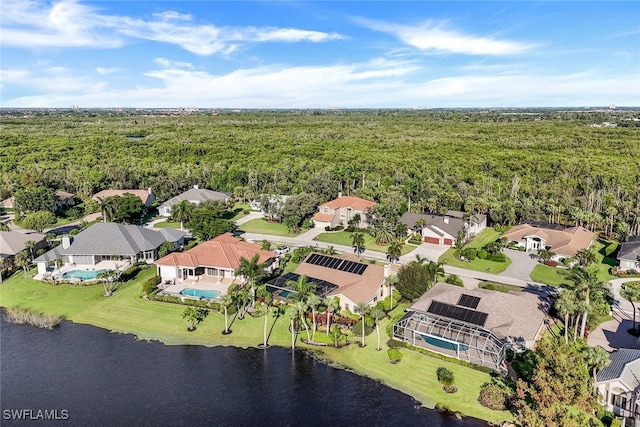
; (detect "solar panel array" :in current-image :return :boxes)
[457,294,481,309]
[305,253,368,275]
[266,272,339,296]
[427,301,488,327]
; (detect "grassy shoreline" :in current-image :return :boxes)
[0,268,510,424]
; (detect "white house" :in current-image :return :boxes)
[502,222,595,259]
[400,210,487,246]
[311,195,376,229]
[596,348,640,425]
[158,185,230,217]
[618,236,640,271]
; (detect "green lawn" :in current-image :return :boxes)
[464,228,502,249]
[313,231,415,255]
[154,220,182,229]
[226,202,255,221]
[238,218,301,237]
[439,248,511,274]
[0,270,510,424]
[529,265,572,287]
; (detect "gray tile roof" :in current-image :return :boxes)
[596,348,640,387]
[50,223,165,256]
[159,188,229,210]
[618,240,640,261]
[154,228,186,243]
[34,245,64,262]
[400,212,465,237]
[0,231,46,256]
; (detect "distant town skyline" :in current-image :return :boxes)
[1,1,639,108]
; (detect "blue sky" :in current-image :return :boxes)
[1,1,639,108]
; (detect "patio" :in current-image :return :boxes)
[160,279,234,301]
[36,260,131,281]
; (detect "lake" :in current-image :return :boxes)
[0,319,487,426]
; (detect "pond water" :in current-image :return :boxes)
[0,318,487,426]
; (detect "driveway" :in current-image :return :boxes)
[609,278,640,316]
[398,243,448,264]
[498,249,540,282]
[587,312,640,351]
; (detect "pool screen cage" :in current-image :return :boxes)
[393,311,507,372]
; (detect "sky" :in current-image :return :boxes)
[1,1,639,108]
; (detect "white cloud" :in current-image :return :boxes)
[0,0,344,54]
[359,18,531,55]
[96,67,121,75]
[153,58,193,69]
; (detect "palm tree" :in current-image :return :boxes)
[97,269,118,296]
[232,286,250,320]
[574,247,597,267]
[426,261,445,286]
[436,367,456,391]
[286,306,298,350]
[330,325,343,348]
[306,294,321,341]
[412,254,428,265]
[25,240,37,259]
[325,245,339,256]
[371,222,395,245]
[555,291,577,344]
[0,222,9,232]
[14,251,31,278]
[256,286,273,348]
[235,254,267,307]
[370,307,385,351]
[384,275,398,310]
[293,300,311,342]
[537,249,556,263]
[585,346,610,390]
[171,200,193,231]
[351,232,365,258]
[354,302,369,347]
[324,297,341,337]
[621,283,640,333]
[219,294,233,334]
[99,197,117,223]
[0,256,5,283]
[287,274,316,302]
[568,264,604,338]
[386,240,402,264]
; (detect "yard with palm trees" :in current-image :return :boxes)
[0,268,510,424]
[313,231,415,255]
[238,218,301,237]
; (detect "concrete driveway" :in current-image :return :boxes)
[399,243,448,264]
[498,249,540,282]
[587,312,640,351]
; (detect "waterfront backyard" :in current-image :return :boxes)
[0,268,510,424]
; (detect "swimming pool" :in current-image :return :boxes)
[421,334,469,352]
[62,269,105,280]
[180,288,221,299]
[278,290,296,299]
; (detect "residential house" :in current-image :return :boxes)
[618,236,640,271]
[311,195,376,229]
[92,188,155,207]
[154,233,277,291]
[400,210,487,246]
[502,222,595,259]
[158,185,230,217]
[0,231,47,259]
[393,283,549,371]
[1,190,76,211]
[595,348,640,425]
[34,223,180,278]
[267,252,392,312]
[154,228,187,250]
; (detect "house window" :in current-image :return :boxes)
[612,394,628,409]
[206,268,219,276]
[373,296,377,302]
[380,289,383,297]
[345,303,349,311]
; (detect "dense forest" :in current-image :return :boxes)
[1,109,639,237]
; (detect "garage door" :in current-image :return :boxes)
[443,238,454,246]
[424,237,440,244]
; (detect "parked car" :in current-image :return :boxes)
[274,246,289,255]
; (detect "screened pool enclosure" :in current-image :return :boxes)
[393,311,507,372]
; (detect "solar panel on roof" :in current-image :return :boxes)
[427,301,488,327]
[336,260,368,275]
[458,294,481,309]
[306,253,323,266]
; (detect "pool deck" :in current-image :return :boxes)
[36,260,131,281]
[162,281,231,300]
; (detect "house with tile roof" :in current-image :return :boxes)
[0,231,47,258]
[618,236,640,271]
[596,348,640,424]
[400,210,487,246]
[154,233,277,291]
[267,252,392,312]
[92,188,155,207]
[311,194,376,229]
[34,223,182,278]
[502,222,594,259]
[1,190,76,211]
[158,185,230,217]
[393,283,550,371]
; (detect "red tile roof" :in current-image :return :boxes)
[155,233,275,270]
[320,196,375,211]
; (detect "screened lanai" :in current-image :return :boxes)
[266,272,338,301]
[393,310,507,372]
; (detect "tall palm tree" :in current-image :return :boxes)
[171,200,193,231]
[97,269,118,296]
[426,261,445,286]
[386,240,402,264]
[384,275,398,310]
[14,251,31,278]
[568,264,603,338]
[306,294,321,341]
[354,302,370,347]
[370,307,385,351]
[351,232,365,258]
[585,346,610,390]
[25,240,37,259]
[371,222,395,245]
[286,306,298,350]
[412,254,428,265]
[235,254,267,306]
[219,294,233,334]
[555,291,577,344]
[287,274,316,303]
[232,286,250,320]
[293,300,311,342]
[574,247,597,267]
[256,285,273,348]
[324,297,341,337]
[99,197,117,223]
[621,283,640,333]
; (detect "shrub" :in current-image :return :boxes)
[387,348,402,363]
[459,247,477,261]
[605,241,619,257]
[142,275,161,295]
[544,260,560,267]
[611,419,622,427]
[120,265,141,281]
[436,367,457,392]
[4,306,64,329]
[324,226,331,231]
[445,274,464,287]
[488,253,507,262]
[477,249,488,259]
[518,246,526,252]
[478,383,510,411]
[183,299,209,308]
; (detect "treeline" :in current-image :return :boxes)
[1,110,638,238]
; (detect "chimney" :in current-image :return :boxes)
[148,188,153,194]
[193,184,199,190]
[338,192,342,198]
[62,236,72,249]
[444,216,449,224]
[384,263,390,278]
